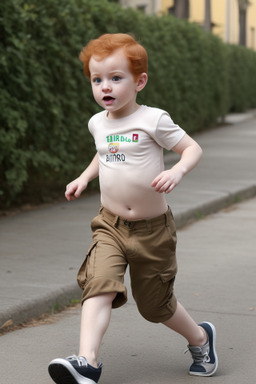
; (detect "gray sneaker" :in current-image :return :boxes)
[186,322,218,376]
[48,355,102,384]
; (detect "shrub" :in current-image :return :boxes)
[227,44,256,112]
[0,0,256,207]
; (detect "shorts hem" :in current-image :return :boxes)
[80,277,127,309]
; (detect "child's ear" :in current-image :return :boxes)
[136,73,148,92]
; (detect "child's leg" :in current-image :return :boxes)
[79,292,117,368]
[162,301,207,346]
[162,301,218,376]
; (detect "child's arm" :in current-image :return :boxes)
[65,153,99,201]
[152,134,202,194]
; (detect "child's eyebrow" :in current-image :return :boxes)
[90,69,127,78]
[109,69,126,74]
[90,72,101,77]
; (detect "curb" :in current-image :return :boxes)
[0,285,81,331]
[174,185,256,229]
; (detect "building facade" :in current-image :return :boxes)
[119,0,162,14]
[117,0,256,50]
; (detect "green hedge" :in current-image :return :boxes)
[227,44,256,112]
[1,0,256,207]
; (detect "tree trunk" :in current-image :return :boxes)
[238,0,248,46]
[204,0,212,31]
[239,8,246,45]
[174,0,189,19]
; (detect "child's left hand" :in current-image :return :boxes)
[151,166,184,194]
[152,134,203,194]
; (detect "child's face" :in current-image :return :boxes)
[89,49,147,119]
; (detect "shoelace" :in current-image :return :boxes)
[184,348,210,364]
[67,355,87,367]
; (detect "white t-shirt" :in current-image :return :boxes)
[88,105,186,219]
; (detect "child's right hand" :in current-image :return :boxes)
[65,177,88,201]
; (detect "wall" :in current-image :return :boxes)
[160,0,256,50]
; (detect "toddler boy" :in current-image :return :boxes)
[48,33,218,384]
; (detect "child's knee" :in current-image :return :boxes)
[137,296,177,323]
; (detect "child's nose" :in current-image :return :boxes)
[102,80,111,92]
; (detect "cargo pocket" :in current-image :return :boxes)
[158,262,177,302]
[77,242,97,289]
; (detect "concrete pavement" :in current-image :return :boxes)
[0,110,255,330]
[0,196,256,383]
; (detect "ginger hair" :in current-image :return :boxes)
[79,33,148,80]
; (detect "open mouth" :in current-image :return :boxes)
[103,96,115,102]
[103,96,115,106]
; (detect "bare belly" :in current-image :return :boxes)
[101,191,168,220]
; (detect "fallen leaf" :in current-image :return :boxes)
[0,319,14,329]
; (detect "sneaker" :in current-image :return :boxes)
[48,355,102,384]
[186,321,218,376]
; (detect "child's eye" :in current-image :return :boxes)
[112,76,121,82]
[92,77,101,84]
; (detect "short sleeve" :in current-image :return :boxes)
[155,113,186,150]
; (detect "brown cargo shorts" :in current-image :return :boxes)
[77,206,178,323]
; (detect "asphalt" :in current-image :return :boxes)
[0,111,256,384]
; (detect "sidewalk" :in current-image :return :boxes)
[0,111,256,330]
